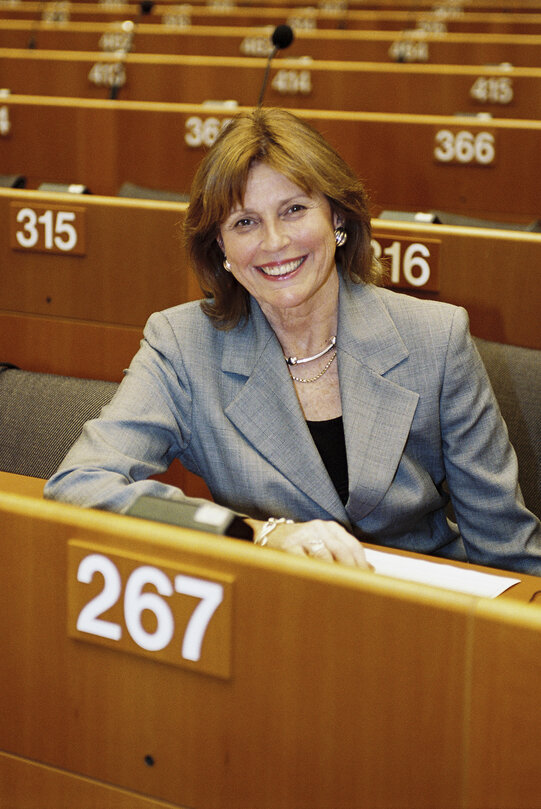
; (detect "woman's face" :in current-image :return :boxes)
[218,162,340,320]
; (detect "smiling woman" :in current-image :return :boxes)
[217,164,340,349]
[184,107,378,330]
[217,162,343,426]
[44,108,541,576]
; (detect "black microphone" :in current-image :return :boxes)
[257,24,294,107]
[27,0,46,48]
[126,496,254,541]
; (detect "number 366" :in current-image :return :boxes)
[434,130,495,165]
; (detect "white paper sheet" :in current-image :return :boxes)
[364,549,520,598]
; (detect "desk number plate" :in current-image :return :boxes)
[371,234,440,292]
[10,202,86,256]
[68,541,233,679]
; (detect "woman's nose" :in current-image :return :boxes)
[261,219,289,251]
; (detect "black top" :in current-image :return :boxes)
[306,416,349,505]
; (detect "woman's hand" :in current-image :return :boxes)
[250,518,373,569]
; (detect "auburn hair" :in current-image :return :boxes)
[184,107,381,329]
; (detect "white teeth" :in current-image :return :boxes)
[258,258,304,276]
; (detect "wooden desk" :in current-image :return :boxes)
[1,39,540,118]
[0,470,45,497]
[4,3,541,44]
[1,489,541,809]
[2,95,541,223]
[1,185,541,387]
[4,0,541,13]
[2,45,541,116]
[0,187,193,380]
[3,14,541,51]
[371,218,541,350]
[0,10,541,40]
[0,472,539,600]
[13,0,541,11]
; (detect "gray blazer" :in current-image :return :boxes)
[45,278,541,574]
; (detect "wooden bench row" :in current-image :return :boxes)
[1,47,541,122]
[2,95,540,223]
[3,8,541,35]
[3,11,541,65]
[3,18,541,72]
[2,186,540,389]
[7,0,541,15]
[3,489,541,809]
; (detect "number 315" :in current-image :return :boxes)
[15,207,79,252]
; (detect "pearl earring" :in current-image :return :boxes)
[334,227,347,247]
[223,257,232,272]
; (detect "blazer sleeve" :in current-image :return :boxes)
[440,308,541,574]
[44,311,211,514]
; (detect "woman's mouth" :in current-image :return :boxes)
[256,256,306,277]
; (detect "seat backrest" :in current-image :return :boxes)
[473,338,541,519]
[0,365,118,478]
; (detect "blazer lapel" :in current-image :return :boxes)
[222,304,348,519]
[221,282,420,524]
[338,281,420,522]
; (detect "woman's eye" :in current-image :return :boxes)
[234,217,255,229]
[285,204,306,216]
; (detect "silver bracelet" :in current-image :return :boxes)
[254,516,294,546]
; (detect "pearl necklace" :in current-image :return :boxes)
[285,336,337,384]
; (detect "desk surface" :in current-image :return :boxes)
[1,474,541,807]
[1,470,538,603]
[0,471,45,497]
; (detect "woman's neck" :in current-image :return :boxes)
[261,276,339,360]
